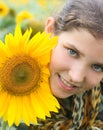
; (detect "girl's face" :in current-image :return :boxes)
[49,29,103,98]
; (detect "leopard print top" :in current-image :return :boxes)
[29,85,103,130]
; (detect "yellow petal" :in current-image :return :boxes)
[18,28,32,54]
[1,94,11,120]
[14,96,23,126]
[7,96,17,126]
[30,93,46,119]
[14,24,22,40]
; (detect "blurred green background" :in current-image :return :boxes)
[0,0,64,41]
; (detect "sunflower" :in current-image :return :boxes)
[11,0,28,5]
[0,2,9,17]
[16,11,33,24]
[38,0,47,6]
[0,25,60,127]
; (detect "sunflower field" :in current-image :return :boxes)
[0,0,64,41]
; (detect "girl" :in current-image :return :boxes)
[31,0,103,129]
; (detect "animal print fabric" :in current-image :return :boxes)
[28,85,103,130]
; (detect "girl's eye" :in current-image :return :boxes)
[92,64,103,72]
[68,49,78,57]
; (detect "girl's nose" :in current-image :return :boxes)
[68,65,86,84]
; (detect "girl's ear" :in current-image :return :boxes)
[45,17,55,33]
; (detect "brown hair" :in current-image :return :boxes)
[53,0,103,38]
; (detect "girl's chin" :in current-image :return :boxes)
[53,91,73,99]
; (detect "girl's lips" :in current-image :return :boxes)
[57,74,77,91]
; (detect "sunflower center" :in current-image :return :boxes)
[11,63,33,85]
[0,55,40,95]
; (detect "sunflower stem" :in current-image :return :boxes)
[1,121,7,130]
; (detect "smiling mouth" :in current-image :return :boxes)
[58,74,78,91]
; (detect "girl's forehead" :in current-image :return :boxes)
[58,29,103,45]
